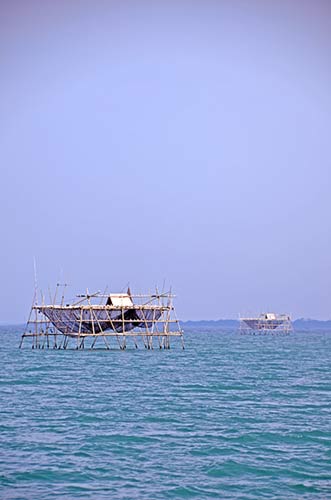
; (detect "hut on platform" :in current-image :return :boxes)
[20,285,184,350]
[239,312,292,335]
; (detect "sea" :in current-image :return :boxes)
[0,326,330,499]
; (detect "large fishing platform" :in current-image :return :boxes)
[239,313,292,335]
[20,285,184,350]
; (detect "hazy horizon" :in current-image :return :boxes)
[1,1,330,322]
[1,313,330,326]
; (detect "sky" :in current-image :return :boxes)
[0,0,330,322]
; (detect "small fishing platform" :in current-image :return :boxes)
[239,313,292,335]
[20,285,184,350]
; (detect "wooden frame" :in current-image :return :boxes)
[239,313,292,335]
[20,285,185,350]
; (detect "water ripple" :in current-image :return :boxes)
[0,327,330,499]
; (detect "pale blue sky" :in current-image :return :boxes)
[1,1,330,321]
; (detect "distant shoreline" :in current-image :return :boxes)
[1,319,331,331]
[181,319,331,331]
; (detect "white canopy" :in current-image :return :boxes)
[107,294,133,307]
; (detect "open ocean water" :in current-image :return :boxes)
[0,326,330,499]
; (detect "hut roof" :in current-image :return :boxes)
[106,294,133,307]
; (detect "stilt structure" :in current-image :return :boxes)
[20,285,184,350]
[239,313,292,335]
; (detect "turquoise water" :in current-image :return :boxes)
[1,326,330,499]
